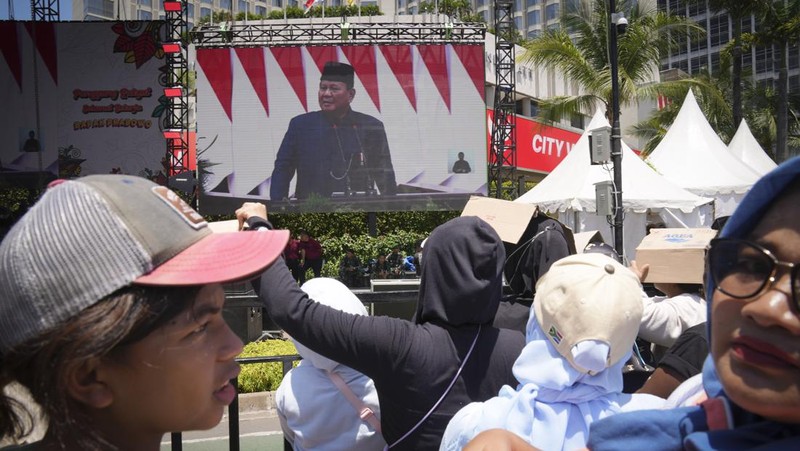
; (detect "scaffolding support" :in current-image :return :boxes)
[489,0,517,199]
[31,0,59,21]
[163,1,191,182]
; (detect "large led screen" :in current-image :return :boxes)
[0,21,169,183]
[195,43,487,214]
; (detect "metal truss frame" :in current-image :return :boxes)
[190,21,486,47]
[488,0,517,199]
[31,0,59,21]
[164,2,191,180]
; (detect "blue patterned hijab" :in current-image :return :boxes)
[587,156,800,450]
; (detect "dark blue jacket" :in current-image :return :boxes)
[270,109,397,200]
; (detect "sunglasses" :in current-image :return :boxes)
[707,238,800,311]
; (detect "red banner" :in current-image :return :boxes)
[487,109,582,174]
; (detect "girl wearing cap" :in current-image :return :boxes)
[276,278,385,450]
[0,175,288,450]
[586,157,800,450]
[439,253,665,451]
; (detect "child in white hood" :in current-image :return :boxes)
[276,278,386,450]
[440,253,665,451]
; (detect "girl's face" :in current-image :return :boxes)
[711,187,800,423]
[100,283,243,446]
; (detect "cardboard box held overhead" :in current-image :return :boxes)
[635,228,716,284]
[460,196,575,251]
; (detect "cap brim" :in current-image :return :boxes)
[134,229,290,286]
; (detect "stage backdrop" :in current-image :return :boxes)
[195,43,488,214]
[0,21,168,182]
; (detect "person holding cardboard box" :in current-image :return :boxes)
[630,261,707,362]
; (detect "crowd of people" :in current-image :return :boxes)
[0,157,798,450]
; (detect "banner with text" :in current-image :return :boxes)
[0,21,168,182]
[487,109,582,174]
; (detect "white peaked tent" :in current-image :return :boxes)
[728,119,778,176]
[516,110,714,261]
[647,90,761,217]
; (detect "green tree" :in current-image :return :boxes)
[747,0,800,162]
[197,10,233,26]
[419,0,483,23]
[695,0,767,129]
[519,0,703,126]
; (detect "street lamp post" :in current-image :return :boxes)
[608,0,624,259]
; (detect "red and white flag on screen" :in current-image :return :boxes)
[657,94,672,110]
[304,0,322,13]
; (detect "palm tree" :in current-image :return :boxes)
[518,0,703,126]
[747,0,800,162]
[701,0,767,128]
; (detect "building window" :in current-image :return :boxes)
[138,0,151,6]
[200,6,212,17]
[515,0,523,10]
[138,9,152,19]
[741,16,751,34]
[220,0,232,9]
[201,0,212,4]
[86,0,114,17]
[527,0,540,6]
[789,43,799,70]
[709,15,728,48]
[690,56,706,74]
[711,52,720,73]
[527,29,540,39]
[238,0,247,12]
[514,16,522,30]
[527,10,540,25]
[674,36,688,56]
[272,0,281,7]
[570,113,584,129]
[755,46,772,74]
[545,3,558,21]
[789,74,799,94]
[255,5,266,15]
[742,50,753,71]
[687,2,703,17]
[187,4,194,17]
[690,20,707,52]
[477,0,485,6]
[667,0,681,15]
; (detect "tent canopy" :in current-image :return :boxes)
[646,90,760,195]
[515,110,713,261]
[728,119,777,176]
[516,109,713,214]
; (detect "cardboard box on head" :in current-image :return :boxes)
[635,228,717,284]
[461,196,576,297]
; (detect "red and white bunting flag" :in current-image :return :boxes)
[657,94,672,110]
[304,0,322,13]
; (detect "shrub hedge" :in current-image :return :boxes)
[237,339,299,393]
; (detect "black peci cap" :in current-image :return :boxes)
[321,61,355,89]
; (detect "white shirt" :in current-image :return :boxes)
[639,293,707,348]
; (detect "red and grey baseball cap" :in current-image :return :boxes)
[0,175,288,352]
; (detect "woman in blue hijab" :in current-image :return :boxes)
[587,156,800,450]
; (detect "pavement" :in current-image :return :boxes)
[158,391,287,451]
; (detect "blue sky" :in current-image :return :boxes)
[1,0,73,20]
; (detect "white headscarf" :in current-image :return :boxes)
[276,278,386,451]
[440,310,664,451]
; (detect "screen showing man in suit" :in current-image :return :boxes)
[270,62,397,200]
[195,43,488,214]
